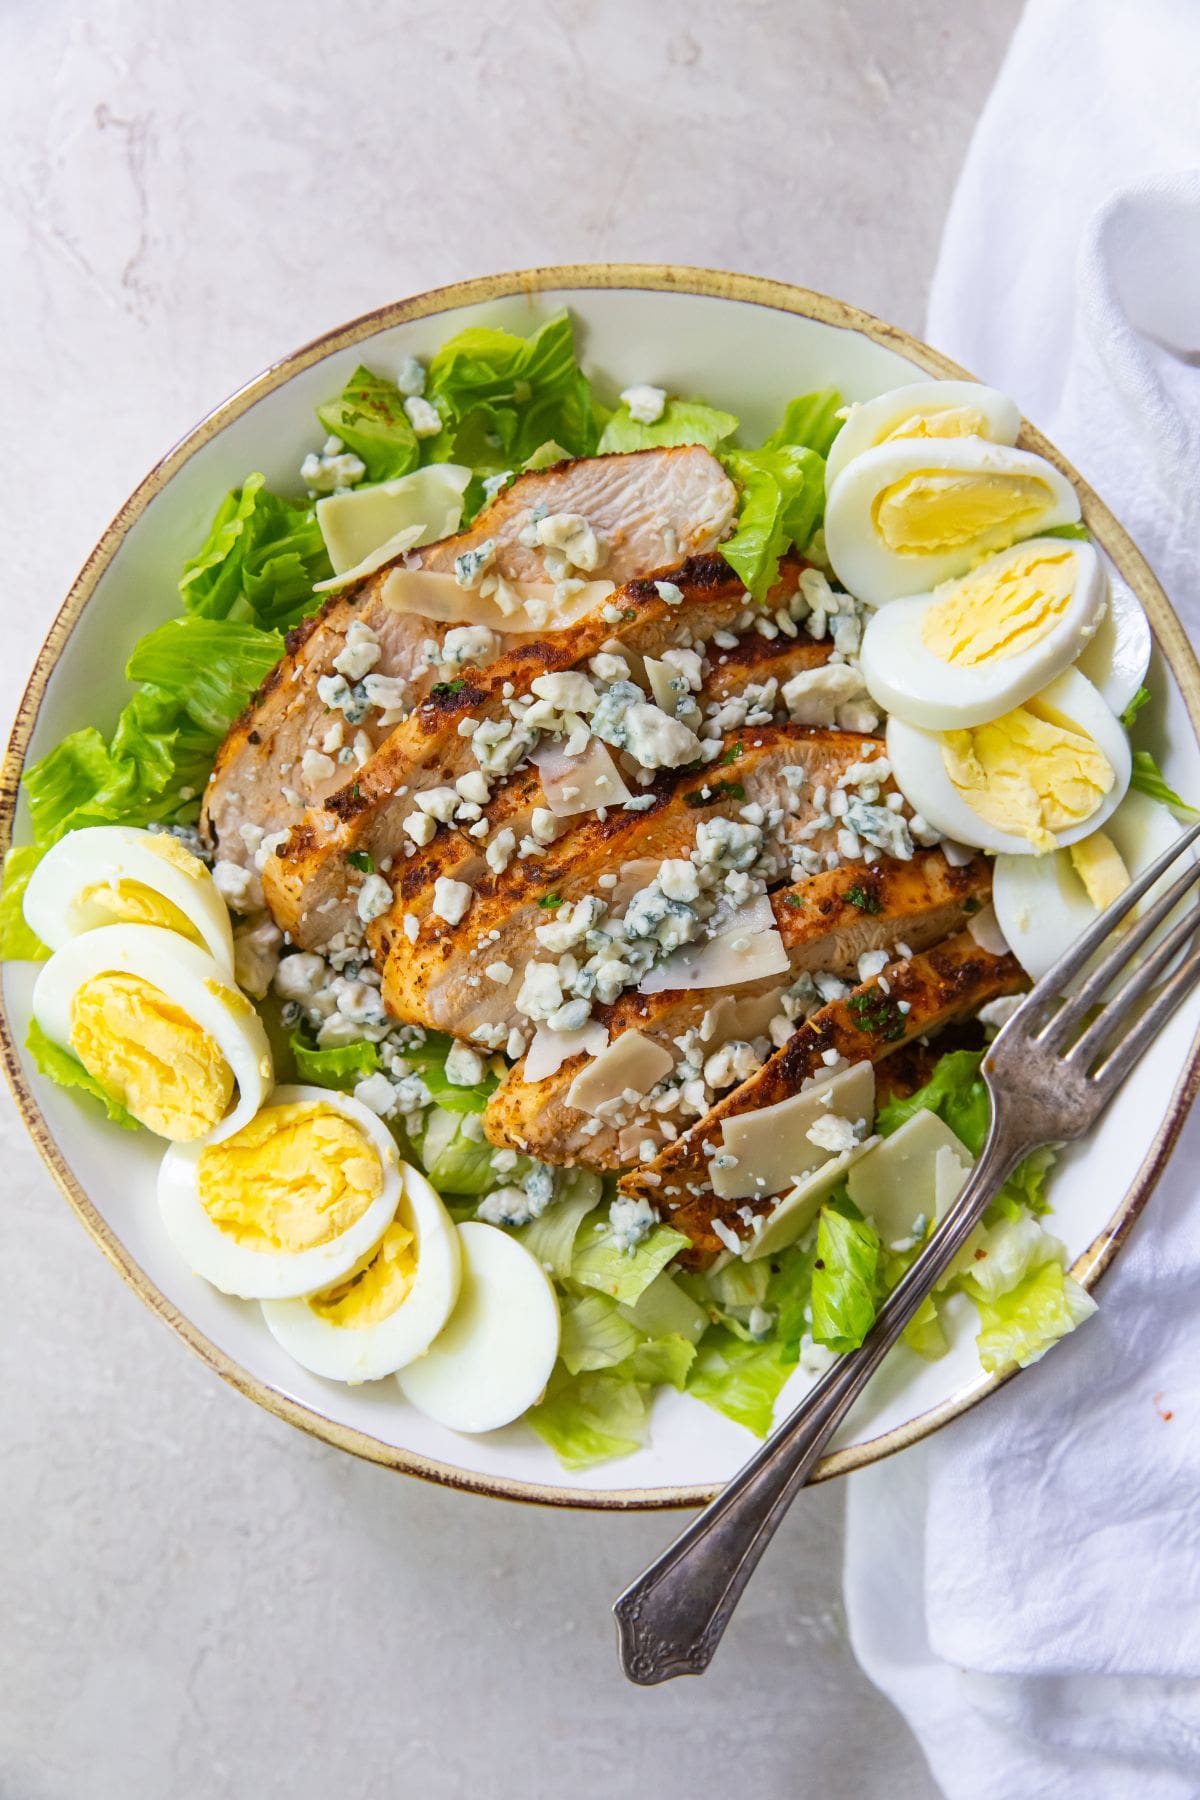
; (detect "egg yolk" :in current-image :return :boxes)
[1069,830,1131,911]
[80,879,204,944]
[882,404,992,447]
[872,471,1053,559]
[197,1101,382,1252]
[941,706,1115,852]
[922,547,1077,666]
[144,835,208,879]
[307,1215,417,1328]
[70,973,234,1140]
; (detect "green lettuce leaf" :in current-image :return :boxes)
[0,846,49,959]
[598,397,738,454]
[426,312,601,479]
[721,445,826,600]
[960,1217,1097,1371]
[763,391,844,459]
[903,1292,949,1361]
[126,619,284,739]
[405,1032,497,1114]
[421,1110,513,1196]
[686,1326,792,1437]
[559,1292,644,1375]
[571,1221,691,1305]
[290,1031,380,1089]
[515,1169,603,1279]
[1129,750,1200,820]
[317,367,421,482]
[767,1243,817,1363]
[616,1270,709,1344]
[619,1334,695,1389]
[25,1019,137,1128]
[1120,685,1151,731]
[528,1365,651,1468]
[177,472,332,628]
[810,1200,881,1353]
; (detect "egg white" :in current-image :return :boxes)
[261,1160,462,1381]
[886,667,1132,855]
[859,539,1107,730]
[158,1084,402,1300]
[395,1222,561,1434]
[825,437,1081,607]
[825,379,1020,492]
[33,923,271,1141]
[23,826,235,971]
[993,791,1188,981]
[1076,559,1153,716]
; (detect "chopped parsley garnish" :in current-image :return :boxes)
[846,988,906,1043]
[684,780,747,809]
[963,895,982,915]
[430,678,466,698]
[783,894,805,910]
[538,893,564,909]
[722,743,744,765]
[623,607,637,621]
[347,850,375,873]
[845,884,881,914]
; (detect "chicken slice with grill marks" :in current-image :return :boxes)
[262,554,810,947]
[615,932,1026,1265]
[202,445,736,904]
[481,851,993,1167]
[370,726,894,1040]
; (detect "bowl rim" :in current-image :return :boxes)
[3,260,1199,1511]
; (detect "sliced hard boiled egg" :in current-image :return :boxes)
[824,437,1081,607]
[23,826,235,971]
[395,1221,560,1433]
[886,667,1131,855]
[1075,560,1152,717]
[315,463,472,582]
[825,380,1020,492]
[158,1083,401,1299]
[992,790,1186,981]
[33,923,271,1142]
[859,539,1107,730]
[261,1160,461,1380]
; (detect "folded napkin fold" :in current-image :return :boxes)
[843,1,1200,1791]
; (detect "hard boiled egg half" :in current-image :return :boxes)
[261,1159,462,1381]
[23,826,235,972]
[159,1084,401,1299]
[887,667,1131,855]
[825,437,1080,606]
[33,923,271,1142]
[396,1222,561,1433]
[860,539,1107,729]
[825,380,1020,491]
[993,790,1186,980]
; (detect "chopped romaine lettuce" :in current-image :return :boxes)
[686,1326,793,1437]
[598,397,738,454]
[1129,750,1200,819]
[810,1198,882,1353]
[559,1292,644,1375]
[763,391,844,459]
[405,1032,497,1114]
[316,367,421,483]
[25,1019,137,1129]
[290,1031,381,1089]
[515,1169,603,1280]
[962,1218,1096,1371]
[619,1334,695,1390]
[528,1366,652,1469]
[571,1220,691,1306]
[126,619,284,739]
[426,312,602,478]
[177,472,333,628]
[0,846,48,961]
[1120,685,1151,731]
[617,1270,709,1345]
[719,390,841,599]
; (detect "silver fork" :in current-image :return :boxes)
[614,822,1200,1685]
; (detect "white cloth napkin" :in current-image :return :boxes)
[842,2,1200,1793]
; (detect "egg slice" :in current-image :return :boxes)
[395,1222,560,1434]
[859,539,1107,729]
[261,1160,461,1381]
[1076,560,1152,716]
[158,1084,401,1299]
[34,923,271,1142]
[23,826,235,971]
[824,437,1081,607]
[886,667,1131,855]
[825,380,1020,491]
[993,790,1186,980]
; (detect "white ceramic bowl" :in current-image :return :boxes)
[4,265,1199,1509]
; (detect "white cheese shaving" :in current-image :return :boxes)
[523,1020,610,1082]
[711,1061,875,1202]
[638,926,790,996]
[565,1031,675,1116]
[530,738,633,816]
[381,566,613,632]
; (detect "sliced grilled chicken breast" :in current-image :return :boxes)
[372,726,887,1037]
[203,446,736,903]
[617,932,1025,1264]
[482,852,992,1167]
[263,555,808,947]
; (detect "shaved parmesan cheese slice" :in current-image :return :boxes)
[313,524,426,591]
[699,986,787,1046]
[316,464,472,574]
[711,1061,876,1202]
[710,893,775,938]
[744,1136,881,1261]
[846,1109,973,1241]
[565,1030,675,1115]
[381,567,615,633]
[531,739,633,816]
[617,1123,660,1162]
[934,1143,972,1215]
[966,902,1012,958]
[523,1020,609,1083]
[644,656,683,715]
[639,926,791,996]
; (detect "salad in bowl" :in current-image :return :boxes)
[3,281,1192,1485]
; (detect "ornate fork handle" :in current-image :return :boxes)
[614,1105,1028,1685]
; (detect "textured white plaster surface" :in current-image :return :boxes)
[0,3,1019,1795]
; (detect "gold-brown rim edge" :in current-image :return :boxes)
[3,261,1198,1512]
